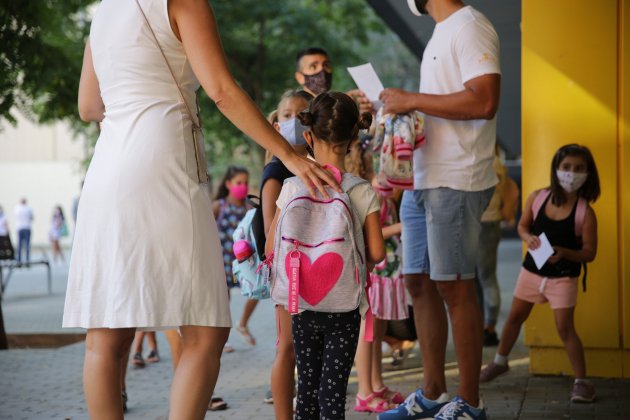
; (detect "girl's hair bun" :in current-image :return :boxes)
[297,110,314,127]
[357,112,373,130]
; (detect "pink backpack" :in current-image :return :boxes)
[269,166,368,314]
[531,188,589,290]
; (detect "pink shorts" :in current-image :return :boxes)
[513,268,578,309]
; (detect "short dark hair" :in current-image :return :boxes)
[297,91,372,150]
[295,47,329,71]
[550,143,600,205]
[215,165,249,201]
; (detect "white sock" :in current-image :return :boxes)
[494,353,508,366]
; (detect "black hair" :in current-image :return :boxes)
[55,205,65,221]
[295,47,329,71]
[297,91,372,154]
[550,143,600,205]
[215,165,249,201]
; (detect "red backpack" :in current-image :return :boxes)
[531,189,589,291]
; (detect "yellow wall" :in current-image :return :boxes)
[522,0,629,377]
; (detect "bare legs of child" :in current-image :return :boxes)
[480,297,593,402]
[271,306,295,420]
[354,318,397,413]
[236,299,258,346]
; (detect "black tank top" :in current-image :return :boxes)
[522,195,582,278]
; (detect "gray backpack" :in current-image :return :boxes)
[269,172,368,314]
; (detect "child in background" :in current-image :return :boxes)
[264,90,311,417]
[130,331,159,367]
[213,165,250,353]
[480,144,600,403]
[347,141,403,413]
[49,205,66,263]
[266,92,385,419]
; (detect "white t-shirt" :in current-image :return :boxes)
[14,204,34,231]
[414,5,501,191]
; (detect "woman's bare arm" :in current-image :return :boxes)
[169,0,339,197]
[78,40,105,122]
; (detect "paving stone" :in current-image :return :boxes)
[2,240,630,419]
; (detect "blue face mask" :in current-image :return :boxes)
[279,118,307,146]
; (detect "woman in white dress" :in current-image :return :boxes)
[65,0,339,418]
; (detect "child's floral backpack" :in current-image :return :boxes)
[269,167,368,314]
[232,199,271,300]
[371,109,425,190]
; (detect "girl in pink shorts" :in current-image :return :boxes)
[479,144,600,403]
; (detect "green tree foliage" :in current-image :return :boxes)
[0,0,93,127]
[203,0,384,181]
[1,1,420,184]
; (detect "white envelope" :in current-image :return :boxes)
[347,63,384,110]
[528,232,554,270]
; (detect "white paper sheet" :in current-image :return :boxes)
[528,232,554,270]
[347,63,384,110]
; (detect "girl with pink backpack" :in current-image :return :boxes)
[480,144,600,403]
[266,92,385,419]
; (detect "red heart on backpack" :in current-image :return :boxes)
[285,252,344,307]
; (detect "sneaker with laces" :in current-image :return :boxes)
[571,380,595,403]
[434,396,486,420]
[479,361,509,383]
[377,389,450,419]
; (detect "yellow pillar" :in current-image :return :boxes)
[522,0,629,378]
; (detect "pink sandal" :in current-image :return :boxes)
[373,386,405,405]
[354,393,391,413]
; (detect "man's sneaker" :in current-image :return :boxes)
[434,396,486,420]
[263,389,274,404]
[377,389,449,419]
[479,361,509,383]
[571,380,595,403]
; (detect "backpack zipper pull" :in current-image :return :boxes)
[288,250,301,314]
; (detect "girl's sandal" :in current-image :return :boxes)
[236,325,256,346]
[373,386,405,405]
[207,396,228,411]
[354,393,392,413]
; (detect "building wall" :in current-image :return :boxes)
[522,0,629,377]
[0,112,86,247]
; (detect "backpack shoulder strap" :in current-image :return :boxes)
[532,189,551,220]
[575,197,587,237]
[341,174,369,194]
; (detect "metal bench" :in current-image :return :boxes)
[0,236,52,299]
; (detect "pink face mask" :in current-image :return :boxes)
[229,184,248,200]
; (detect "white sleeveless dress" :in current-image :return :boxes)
[63,0,232,329]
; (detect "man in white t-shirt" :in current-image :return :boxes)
[14,198,34,263]
[378,1,500,420]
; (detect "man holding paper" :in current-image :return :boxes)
[378,1,500,420]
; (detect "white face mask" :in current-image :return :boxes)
[556,170,588,193]
[278,118,307,146]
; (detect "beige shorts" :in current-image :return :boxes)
[513,268,578,309]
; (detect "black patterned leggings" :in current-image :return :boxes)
[292,309,361,420]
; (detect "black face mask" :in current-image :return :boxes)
[302,70,332,96]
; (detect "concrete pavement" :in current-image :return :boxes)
[1,239,628,419]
